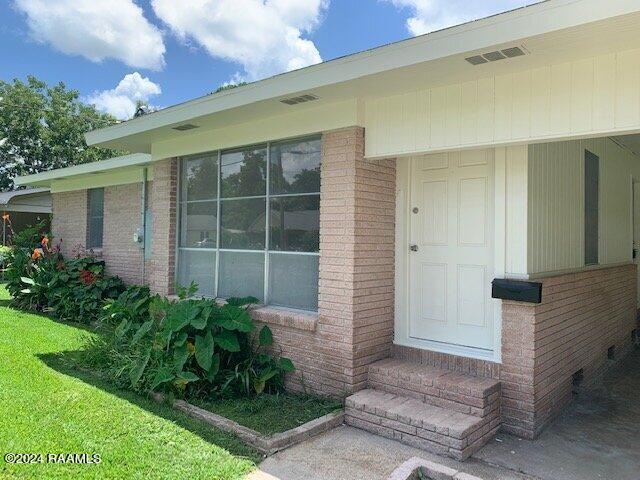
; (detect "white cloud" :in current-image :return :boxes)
[383,0,534,36]
[14,0,165,70]
[86,72,162,120]
[151,0,328,81]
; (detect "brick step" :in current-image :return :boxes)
[368,358,501,418]
[345,389,500,460]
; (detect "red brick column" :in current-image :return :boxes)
[319,127,396,393]
[500,264,637,438]
[148,159,177,296]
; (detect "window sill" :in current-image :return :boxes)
[250,306,318,332]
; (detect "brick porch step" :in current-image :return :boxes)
[345,389,500,460]
[368,358,500,418]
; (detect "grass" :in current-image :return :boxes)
[191,394,342,436]
[0,284,259,480]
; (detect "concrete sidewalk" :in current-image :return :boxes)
[254,425,535,480]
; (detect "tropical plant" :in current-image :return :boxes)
[84,283,294,397]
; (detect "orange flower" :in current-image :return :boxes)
[31,249,42,260]
[1,214,9,221]
[41,236,49,247]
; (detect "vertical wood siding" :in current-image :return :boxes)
[527,137,640,275]
[364,48,640,158]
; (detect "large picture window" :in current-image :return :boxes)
[177,136,321,310]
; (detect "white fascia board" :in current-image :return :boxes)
[14,153,152,187]
[85,0,640,147]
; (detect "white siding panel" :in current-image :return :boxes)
[504,145,528,276]
[364,48,640,158]
[527,137,640,275]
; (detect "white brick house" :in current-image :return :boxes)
[17,0,640,460]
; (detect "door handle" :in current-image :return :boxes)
[409,244,418,252]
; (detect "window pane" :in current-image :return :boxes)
[182,155,218,201]
[178,250,216,297]
[585,150,599,265]
[220,198,265,249]
[270,137,321,194]
[88,217,103,248]
[270,195,319,252]
[89,188,104,216]
[180,201,217,248]
[221,147,267,198]
[218,251,264,301]
[269,253,318,310]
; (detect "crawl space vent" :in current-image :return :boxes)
[465,45,527,65]
[172,123,200,131]
[280,94,319,105]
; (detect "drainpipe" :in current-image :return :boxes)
[140,167,148,283]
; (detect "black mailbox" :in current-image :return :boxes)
[491,278,542,304]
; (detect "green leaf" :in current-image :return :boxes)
[131,320,153,346]
[129,348,151,386]
[214,306,254,332]
[253,379,266,395]
[150,369,175,391]
[214,330,240,352]
[114,319,130,339]
[226,296,259,307]
[190,312,207,330]
[176,371,199,382]
[279,357,295,372]
[20,276,35,285]
[174,331,188,347]
[258,325,273,346]
[173,343,190,371]
[205,354,220,380]
[194,330,214,371]
[166,301,199,332]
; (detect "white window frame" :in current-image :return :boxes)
[176,135,321,311]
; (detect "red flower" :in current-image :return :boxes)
[31,249,42,261]
[41,236,49,247]
[79,269,97,285]
[1,214,9,221]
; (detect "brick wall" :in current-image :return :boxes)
[147,159,177,296]
[250,127,396,396]
[51,190,88,257]
[500,264,637,438]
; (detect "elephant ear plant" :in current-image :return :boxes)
[90,282,295,398]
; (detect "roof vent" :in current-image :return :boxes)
[172,123,200,131]
[465,45,528,65]
[280,94,319,106]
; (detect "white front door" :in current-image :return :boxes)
[408,150,495,351]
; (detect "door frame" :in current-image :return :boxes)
[394,150,504,363]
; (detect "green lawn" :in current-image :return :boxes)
[192,394,342,436]
[0,285,259,480]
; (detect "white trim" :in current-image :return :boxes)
[15,154,152,187]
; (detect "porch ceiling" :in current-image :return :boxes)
[85,0,640,154]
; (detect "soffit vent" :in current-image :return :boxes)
[465,45,528,66]
[172,123,200,131]
[280,94,319,106]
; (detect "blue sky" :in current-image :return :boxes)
[1,1,535,120]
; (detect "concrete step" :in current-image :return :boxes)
[345,389,500,461]
[368,358,501,418]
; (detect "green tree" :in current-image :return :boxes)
[0,76,122,191]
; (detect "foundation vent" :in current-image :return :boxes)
[280,94,319,106]
[607,345,616,360]
[465,45,528,65]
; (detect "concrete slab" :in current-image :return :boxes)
[256,425,535,480]
[476,346,640,480]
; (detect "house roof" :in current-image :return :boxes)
[14,154,152,188]
[83,0,640,153]
[0,188,51,213]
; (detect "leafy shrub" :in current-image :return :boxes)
[83,283,294,397]
[5,226,125,322]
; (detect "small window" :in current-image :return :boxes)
[87,188,104,249]
[584,150,599,266]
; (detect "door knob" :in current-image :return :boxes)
[409,244,418,252]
